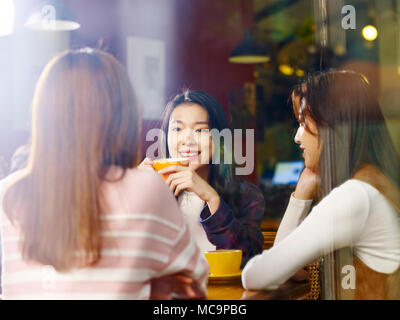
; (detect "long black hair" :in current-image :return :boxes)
[160,89,242,211]
[291,69,400,200]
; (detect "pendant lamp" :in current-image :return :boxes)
[229,29,270,64]
[25,0,80,31]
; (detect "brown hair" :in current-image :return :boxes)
[291,69,400,202]
[2,48,140,270]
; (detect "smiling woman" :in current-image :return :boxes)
[167,103,213,172]
[139,89,265,267]
[0,0,15,37]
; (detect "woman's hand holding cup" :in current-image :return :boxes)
[158,162,220,214]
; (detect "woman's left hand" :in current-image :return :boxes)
[158,165,220,213]
[150,273,205,300]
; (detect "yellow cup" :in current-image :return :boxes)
[204,249,242,276]
[153,158,188,181]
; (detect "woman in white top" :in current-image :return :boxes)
[242,70,400,299]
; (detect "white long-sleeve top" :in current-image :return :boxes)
[242,179,400,290]
[178,191,216,253]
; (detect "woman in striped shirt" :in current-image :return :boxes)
[0,48,208,300]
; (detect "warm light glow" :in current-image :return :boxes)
[279,64,294,76]
[296,69,305,77]
[397,66,400,75]
[0,0,15,37]
[361,74,370,85]
[25,20,80,31]
[229,55,270,64]
[334,45,346,56]
[362,25,378,41]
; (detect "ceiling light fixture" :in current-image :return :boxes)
[362,25,378,41]
[229,29,270,64]
[25,0,80,31]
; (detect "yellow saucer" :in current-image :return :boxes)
[208,271,242,283]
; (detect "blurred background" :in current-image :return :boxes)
[0,0,399,228]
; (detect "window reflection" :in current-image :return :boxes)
[0,0,399,300]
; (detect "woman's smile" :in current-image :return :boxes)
[179,149,201,161]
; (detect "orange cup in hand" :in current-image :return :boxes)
[153,158,188,181]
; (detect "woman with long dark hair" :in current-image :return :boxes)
[0,49,207,299]
[242,70,400,299]
[140,90,264,266]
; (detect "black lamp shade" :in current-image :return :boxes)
[229,29,270,64]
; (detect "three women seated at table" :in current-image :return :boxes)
[0,47,399,299]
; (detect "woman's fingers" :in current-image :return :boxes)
[158,165,188,175]
[174,274,193,285]
[293,168,318,200]
[166,171,189,185]
[179,159,190,166]
[150,274,196,300]
[183,285,196,298]
[174,182,191,196]
[164,171,195,196]
[291,268,309,282]
[142,157,154,165]
[169,177,187,193]
[138,157,155,170]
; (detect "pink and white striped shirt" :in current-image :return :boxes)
[0,167,208,299]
